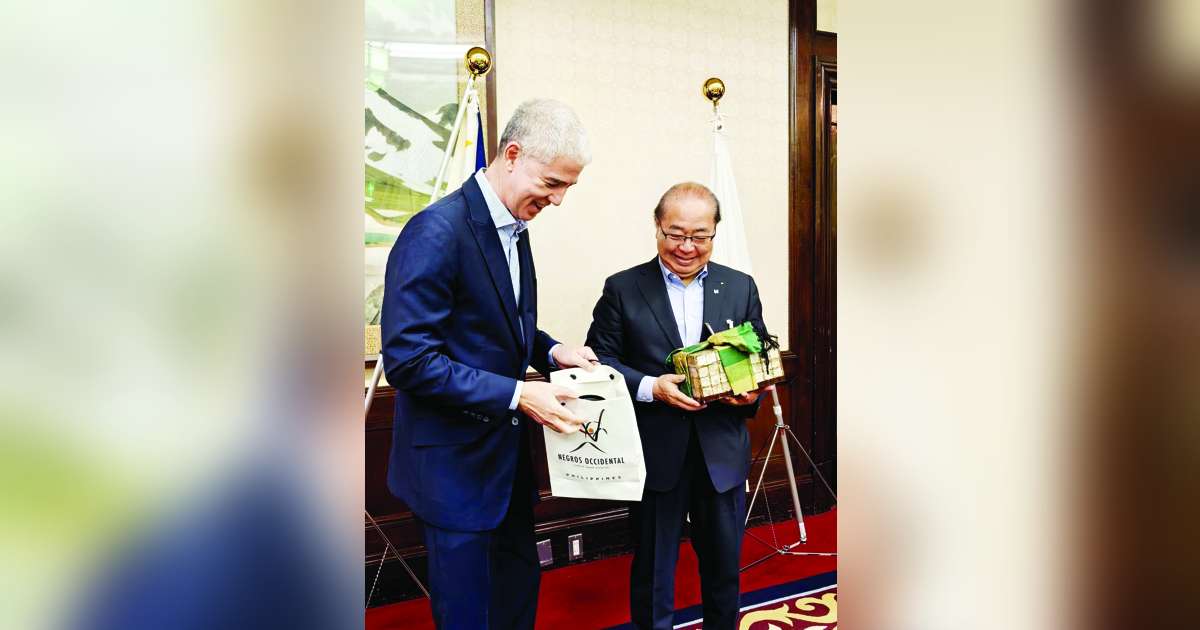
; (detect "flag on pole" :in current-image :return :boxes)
[708,114,754,275]
[433,89,485,202]
[474,104,487,171]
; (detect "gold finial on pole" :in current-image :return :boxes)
[465,46,493,78]
[703,77,726,111]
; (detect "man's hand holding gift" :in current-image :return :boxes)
[721,387,766,407]
[652,374,707,411]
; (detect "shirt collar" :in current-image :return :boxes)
[475,169,527,234]
[657,257,708,287]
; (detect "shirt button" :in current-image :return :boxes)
[511,417,519,426]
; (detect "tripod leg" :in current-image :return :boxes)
[777,426,808,543]
[744,424,780,527]
[368,549,387,607]
[783,427,837,502]
[769,387,808,543]
[366,510,430,601]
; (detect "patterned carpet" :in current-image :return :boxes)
[660,572,837,629]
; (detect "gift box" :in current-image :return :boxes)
[667,322,786,403]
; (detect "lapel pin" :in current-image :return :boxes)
[713,289,719,294]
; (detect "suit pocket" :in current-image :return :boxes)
[410,412,496,446]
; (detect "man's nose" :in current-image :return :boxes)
[679,238,697,252]
[549,191,564,206]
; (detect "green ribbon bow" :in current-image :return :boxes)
[706,322,763,354]
[666,322,763,396]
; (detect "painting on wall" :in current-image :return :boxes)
[364,0,487,350]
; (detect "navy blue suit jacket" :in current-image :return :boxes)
[381,175,557,532]
[586,259,765,494]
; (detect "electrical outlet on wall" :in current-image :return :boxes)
[568,533,583,560]
[536,539,553,566]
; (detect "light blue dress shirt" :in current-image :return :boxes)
[636,259,709,402]
[474,169,560,411]
[475,169,527,306]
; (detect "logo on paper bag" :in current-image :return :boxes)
[557,395,627,466]
[568,408,609,454]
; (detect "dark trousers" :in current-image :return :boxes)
[629,423,746,630]
[421,428,540,629]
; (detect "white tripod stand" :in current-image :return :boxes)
[741,384,838,571]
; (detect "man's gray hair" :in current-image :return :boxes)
[498,98,592,165]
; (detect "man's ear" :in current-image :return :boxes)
[502,142,522,171]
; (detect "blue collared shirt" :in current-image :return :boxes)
[475,169,527,305]
[636,259,709,402]
[474,169,559,411]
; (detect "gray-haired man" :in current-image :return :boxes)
[381,98,598,628]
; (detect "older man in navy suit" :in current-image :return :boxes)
[381,99,599,629]
[586,183,768,629]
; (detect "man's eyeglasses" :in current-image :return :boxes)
[659,227,716,246]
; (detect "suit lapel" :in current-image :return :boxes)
[701,263,727,338]
[462,176,523,347]
[635,258,684,350]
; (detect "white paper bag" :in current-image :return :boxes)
[545,366,646,501]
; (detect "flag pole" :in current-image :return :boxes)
[431,46,493,202]
[430,75,474,202]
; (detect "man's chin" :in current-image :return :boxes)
[666,260,701,276]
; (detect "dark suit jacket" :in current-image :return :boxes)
[381,175,557,531]
[586,258,765,494]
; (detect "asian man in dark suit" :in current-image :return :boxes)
[381,99,601,629]
[586,182,768,630]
